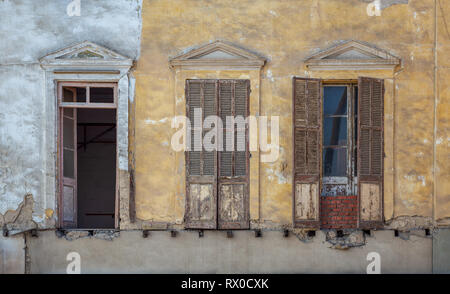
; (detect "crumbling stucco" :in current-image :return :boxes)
[57,229,120,241]
[360,0,409,10]
[1,194,36,236]
[385,216,434,231]
[325,230,366,249]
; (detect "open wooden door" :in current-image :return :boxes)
[59,88,78,228]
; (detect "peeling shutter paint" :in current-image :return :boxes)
[293,78,321,228]
[185,79,249,229]
[358,77,384,228]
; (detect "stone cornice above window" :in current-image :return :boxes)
[169,40,266,70]
[304,40,401,71]
[39,41,133,70]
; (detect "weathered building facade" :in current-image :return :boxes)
[0,0,449,273]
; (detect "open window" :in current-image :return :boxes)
[293,77,384,229]
[58,82,118,229]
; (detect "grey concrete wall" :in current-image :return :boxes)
[0,0,142,228]
[0,235,25,274]
[26,230,432,274]
[433,229,450,274]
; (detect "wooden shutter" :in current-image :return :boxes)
[358,77,384,228]
[185,80,218,229]
[218,80,250,229]
[59,88,78,228]
[293,78,321,228]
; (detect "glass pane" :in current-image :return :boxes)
[63,108,73,118]
[323,117,347,146]
[323,148,347,176]
[90,87,114,103]
[63,89,74,102]
[62,87,86,103]
[63,117,74,149]
[63,149,74,178]
[323,86,347,115]
[63,185,75,222]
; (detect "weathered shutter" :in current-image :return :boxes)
[218,80,250,229]
[185,80,218,229]
[293,78,321,228]
[60,88,78,228]
[358,77,384,228]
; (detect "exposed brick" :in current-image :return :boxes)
[320,195,357,229]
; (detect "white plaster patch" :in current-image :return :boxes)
[128,74,136,102]
[266,69,274,82]
[417,176,426,187]
[144,117,169,125]
[265,167,288,184]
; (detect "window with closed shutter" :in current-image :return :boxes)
[185,79,250,229]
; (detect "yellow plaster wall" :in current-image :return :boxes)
[133,0,449,227]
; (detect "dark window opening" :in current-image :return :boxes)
[77,109,116,229]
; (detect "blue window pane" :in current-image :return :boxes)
[323,117,347,146]
[323,86,347,115]
[323,148,347,176]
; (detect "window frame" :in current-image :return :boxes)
[185,79,250,230]
[57,81,119,229]
[58,82,118,109]
[321,81,358,196]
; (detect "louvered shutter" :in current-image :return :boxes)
[218,80,250,229]
[293,78,321,228]
[185,80,217,229]
[358,77,384,228]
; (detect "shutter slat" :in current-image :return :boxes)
[204,82,216,118]
[360,128,370,175]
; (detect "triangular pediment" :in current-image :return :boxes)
[305,40,400,70]
[169,40,266,69]
[39,41,132,68]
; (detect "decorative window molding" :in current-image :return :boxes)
[304,40,401,71]
[40,41,133,69]
[39,41,134,230]
[169,40,266,70]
